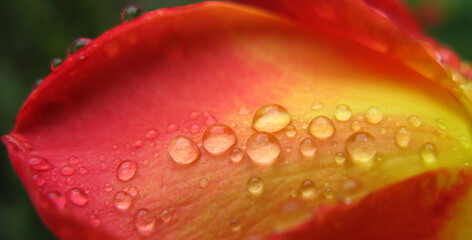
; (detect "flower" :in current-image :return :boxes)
[2,0,472,239]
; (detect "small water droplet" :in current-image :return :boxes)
[300,180,316,200]
[199,178,209,188]
[68,38,91,55]
[160,209,172,223]
[334,152,346,165]
[408,115,422,128]
[117,160,138,182]
[395,126,411,148]
[33,78,43,89]
[420,143,438,165]
[104,182,113,192]
[366,107,383,124]
[350,121,361,131]
[202,124,237,155]
[190,124,200,134]
[68,156,79,165]
[145,129,159,140]
[78,167,89,175]
[284,125,297,138]
[230,218,242,232]
[299,138,316,158]
[323,187,334,199]
[311,100,323,110]
[121,6,144,23]
[47,191,66,210]
[29,157,53,171]
[50,58,63,70]
[168,135,201,164]
[89,214,100,227]
[113,191,132,211]
[252,104,291,132]
[246,132,281,165]
[205,115,217,126]
[167,124,179,133]
[135,209,155,236]
[334,104,352,121]
[308,116,335,139]
[33,175,46,186]
[346,132,377,164]
[60,166,76,176]
[247,177,264,196]
[66,188,88,206]
[239,106,250,115]
[230,148,244,163]
[380,127,387,135]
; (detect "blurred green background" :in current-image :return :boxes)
[0,0,470,239]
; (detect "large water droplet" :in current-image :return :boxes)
[334,104,352,121]
[246,132,280,165]
[117,160,138,182]
[395,126,411,148]
[50,58,63,71]
[68,38,91,55]
[202,124,237,155]
[135,209,155,236]
[300,180,316,200]
[346,132,377,164]
[420,143,438,165]
[308,116,335,139]
[408,115,422,128]
[66,188,88,206]
[230,148,244,163]
[121,6,144,23]
[168,135,200,165]
[252,104,291,132]
[28,157,53,171]
[366,107,383,124]
[160,209,172,223]
[113,191,132,211]
[247,177,264,196]
[299,138,316,158]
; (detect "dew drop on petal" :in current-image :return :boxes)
[366,107,383,124]
[104,182,113,192]
[160,209,172,223]
[284,125,297,138]
[145,129,159,140]
[230,148,244,163]
[334,152,346,165]
[246,132,280,165]
[300,180,316,200]
[230,218,242,232]
[47,191,66,210]
[346,132,377,164]
[205,115,217,126]
[68,156,79,165]
[78,167,89,175]
[299,138,316,158]
[135,209,155,236]
[334,104,352,121]
[408,115,422,128]
[121,6,144,23]
[247,177,263,196]
[420,143,438,165]
[117,160,138,182]
[33,78,43,89]
[350,121,361,131]
[113,191,132,211]
[252,104,291,132]
[308,116,335,139]
[28,157,53,171]
[311,100,323,110]
[66,188,88,206]
[199,178,209,188]
[60,166,75,176]
[395,126,411,148]
[33,175,46,186]
[202,124,237,156]
[324,187,334,199]
[50,58,63,70]
[68,38,91,55]
[168,135,200,165]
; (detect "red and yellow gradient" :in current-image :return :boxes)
[2,1,472,240]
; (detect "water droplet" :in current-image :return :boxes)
[199,178,209,188]
[346,132,377,164]
[166,124,178,133]
[253,106,292,135]
[117,160,138,182]
[342,178,365,198]
[202,124,237,155]
[205,115,217,126]
[68,156,79,165]
[299,138,316,158]
[135,209,155,236]
[104,182,113,192]
[78,167,89,175]
[247,177,264,196]
[68,38,91,55]
[47,191,66,210]
[395,126,411,148]
[66,188,88,206]
[311,100,323,110]
[33,78,43,89]
[308,116,335,139]
[300,180,316,200]
[366,107,383,124]
[190,124,200,134]
[230,148,244,163]
[239,106,250,115]
[128,187,138,197]
[334,104,352,121]
[121,6,144,23]
[50,58,63,70]
[113,191,132,211]
[168,135,200,165]
[350,121,361,131]
[29,157,53,171]
[324,187,334,199]
[284,125,297,138]
[145,129,159,140]
[408,115,422,128]
[230,218,241,232]
[334,152,346,165]
[160,209,172,223]
[246,132,280,165]
[89,214,100,227]
[420,143,438,165]
[60,166,75,176]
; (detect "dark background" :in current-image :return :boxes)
[0,0,470,239]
